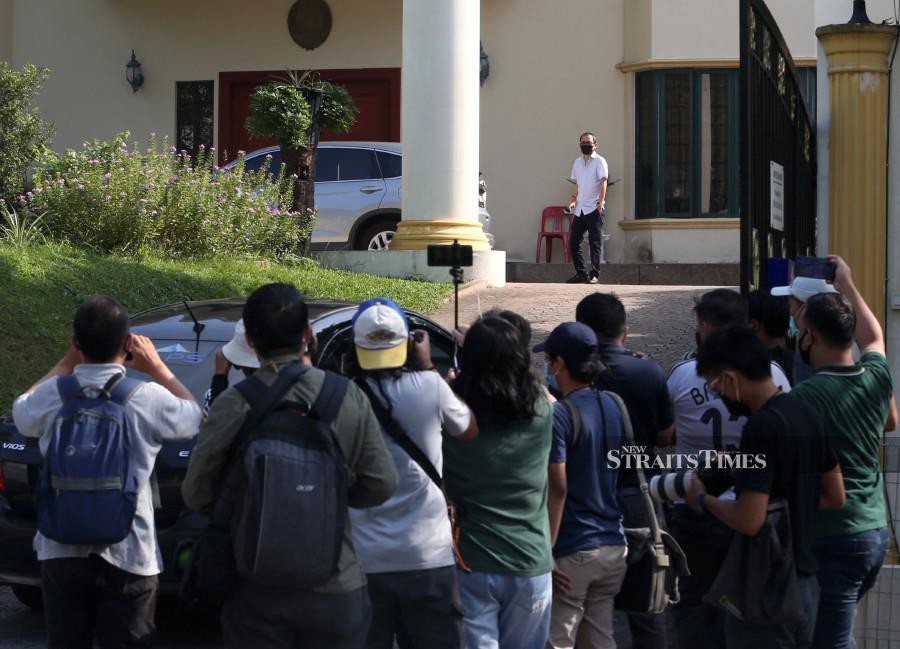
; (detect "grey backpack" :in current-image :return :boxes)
[227,363,349,588]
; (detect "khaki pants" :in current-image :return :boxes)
[547,545,628,649]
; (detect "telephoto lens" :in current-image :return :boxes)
[648,471,694,504]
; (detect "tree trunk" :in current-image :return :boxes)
[281,143,317,256]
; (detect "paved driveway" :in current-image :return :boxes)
[433,282,720,373]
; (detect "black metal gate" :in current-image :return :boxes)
[740,0,817,293]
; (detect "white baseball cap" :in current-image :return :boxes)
[352,298,409,370]
[221,319,260,369]
[771,276,839,303]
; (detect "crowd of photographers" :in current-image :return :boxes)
[11,253,896,649]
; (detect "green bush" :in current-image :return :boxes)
[0,63,54,206]
[18,133,313,257]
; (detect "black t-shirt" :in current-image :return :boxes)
[594,343,675,488]
[735,392,838,576]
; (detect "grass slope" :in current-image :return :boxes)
[0,243,450,410]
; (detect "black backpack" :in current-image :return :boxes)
[225,363,349,589]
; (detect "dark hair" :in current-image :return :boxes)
[73,295,130,363]
[694,289,748,329]
[803,292,855,349]
[484,308,532,346]
[747,290,790,340]
[242,283,309,356]
[580,132,596,143]
[576,292,626,341]
[696,324,772,381]
[455,316,544,422]
[566,357,606,384]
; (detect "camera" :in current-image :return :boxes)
[427,243,473,268]
[649,467,735,504]
[649,471,694,504]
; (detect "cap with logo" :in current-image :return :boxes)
[533,322,598,369]
[352,297,409,370]
[221,319,260,369]
[771,276,838,303]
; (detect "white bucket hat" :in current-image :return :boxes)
[221,319,260,369]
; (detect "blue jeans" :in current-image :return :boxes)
[457,570,552,649]
[812,527,889,649]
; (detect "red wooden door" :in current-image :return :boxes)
[218,68,400,163]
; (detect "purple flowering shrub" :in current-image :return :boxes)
[20,132,313,257]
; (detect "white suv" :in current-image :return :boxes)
[228,142,493,251]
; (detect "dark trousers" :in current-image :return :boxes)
[667,504,733,649]
[617,487,669,649]
[366,566,463,649]
[726,576,818,649]
[570,209,604,277]
[222,582,371,649]
[41,555,159,649]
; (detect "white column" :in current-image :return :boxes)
[390,0,490,251]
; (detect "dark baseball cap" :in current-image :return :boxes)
[533,322,598,368]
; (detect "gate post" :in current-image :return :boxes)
[817,22,897,324]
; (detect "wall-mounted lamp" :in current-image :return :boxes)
[126,50,144,93]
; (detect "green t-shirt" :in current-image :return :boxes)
[443,397,553,576]
[791,351,893,538]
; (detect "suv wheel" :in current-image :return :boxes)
[11,584,43,610]
[356,217,398,251]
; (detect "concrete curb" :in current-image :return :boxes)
[440,280,487,305]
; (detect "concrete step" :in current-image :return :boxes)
[507,261,739,286]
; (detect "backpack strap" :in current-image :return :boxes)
[355,378,445,493]
[563,398,583,447]
[57,375,83,402]
[107,375,143,406]
[231,363,309,455]
[311,371,350,427]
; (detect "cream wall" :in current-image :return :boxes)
[8,0,401,152]
[6,0,817,262]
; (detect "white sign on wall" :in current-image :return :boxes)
[770,161,784,232]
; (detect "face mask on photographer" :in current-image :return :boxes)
[580,143,593,155]
[713,372,753,419]
[544,358,560,393]
[789,315,800,338]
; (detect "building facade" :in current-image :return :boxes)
[0,0,816,263]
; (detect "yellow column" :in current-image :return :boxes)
[817,24,897,324]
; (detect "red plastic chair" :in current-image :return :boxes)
[535,206,573,263]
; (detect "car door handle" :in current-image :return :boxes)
[360,186,383,194]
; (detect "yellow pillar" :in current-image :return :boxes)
[817,23,897,324]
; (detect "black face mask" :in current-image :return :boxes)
[695,332,703,351]
[580,144,593,155]
[798,330,813,367]
[720,394,753,419]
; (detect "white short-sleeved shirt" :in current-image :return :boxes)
[666,358,792,458]
[571,153,609,216]
[12,364,201,576]
[349,370,471,574]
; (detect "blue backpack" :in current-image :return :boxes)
[38,373,143,545]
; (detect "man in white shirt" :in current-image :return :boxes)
[346,297,478,649]
[566,132,609,284]
[12,295,201,649]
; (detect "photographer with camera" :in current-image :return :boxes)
[537,322,627,649]
[345,298,478,649]
[665,289,792,649]
[685,324,844,648]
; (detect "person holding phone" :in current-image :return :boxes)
[565,132,608,285]
[201,319,260,418]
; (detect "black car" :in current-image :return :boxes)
[0,298,456,609]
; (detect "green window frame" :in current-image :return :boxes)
[635,69,740,219]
